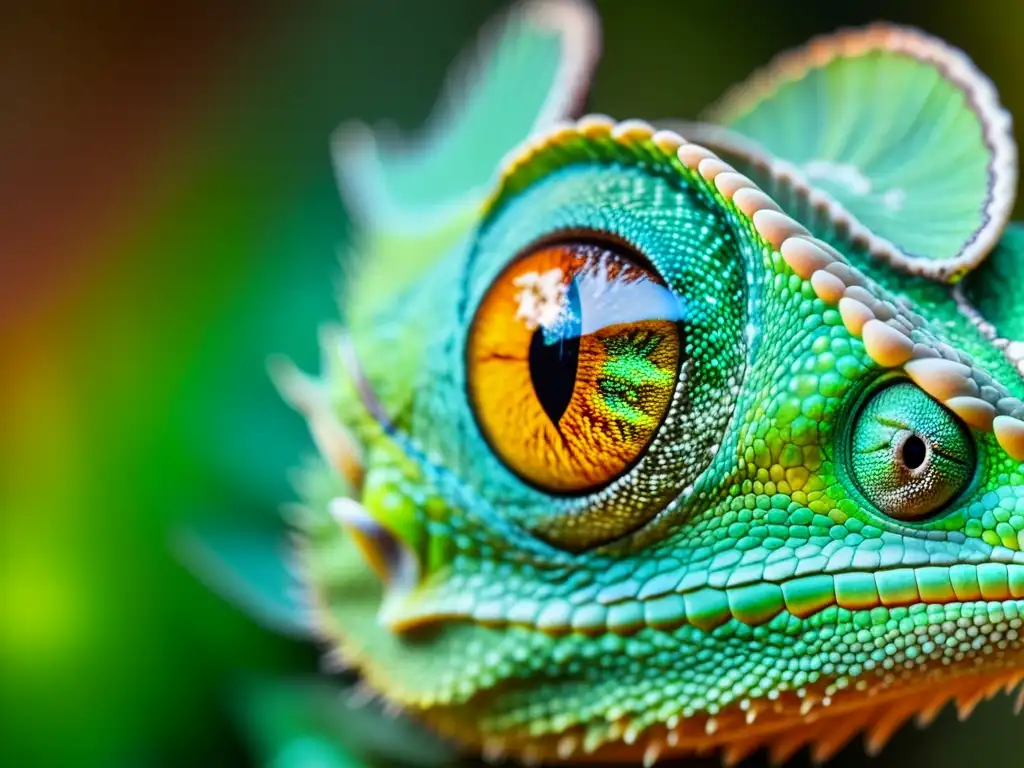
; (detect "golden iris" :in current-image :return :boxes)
[467,241,682,494]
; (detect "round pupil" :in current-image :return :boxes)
[901,434,927,470]
[848,381,976,521]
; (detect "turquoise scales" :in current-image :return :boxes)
[188,1,1024,765]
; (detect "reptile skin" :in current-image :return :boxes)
[219,1,1024,764]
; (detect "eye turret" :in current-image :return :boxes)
[467,240,682,494]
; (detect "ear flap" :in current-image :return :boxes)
[697,24,1018,282]
[334,0,600,313]
[668,120,1024,380]
[336,0,598,225]
[961,223,1024,373]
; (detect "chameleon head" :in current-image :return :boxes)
[277,1,1024,763]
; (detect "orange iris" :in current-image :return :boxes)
[467,241,682,494]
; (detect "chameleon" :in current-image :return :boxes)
[192,0,1024,764]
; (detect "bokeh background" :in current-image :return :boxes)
[2,1,1022,766]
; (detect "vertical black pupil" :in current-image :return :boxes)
[528,279,581,427]
[901,434,927,470]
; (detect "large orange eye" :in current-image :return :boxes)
[467,241,683,494]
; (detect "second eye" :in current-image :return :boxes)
[848,381,976,521]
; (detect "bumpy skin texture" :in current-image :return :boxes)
[270,1,1024,765]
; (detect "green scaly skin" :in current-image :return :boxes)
[264,1,1024,764]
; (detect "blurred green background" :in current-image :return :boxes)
[1,1,1021,766]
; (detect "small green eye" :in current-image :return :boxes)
[849,381,975,521]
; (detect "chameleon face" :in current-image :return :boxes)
[273,1,1024,763]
